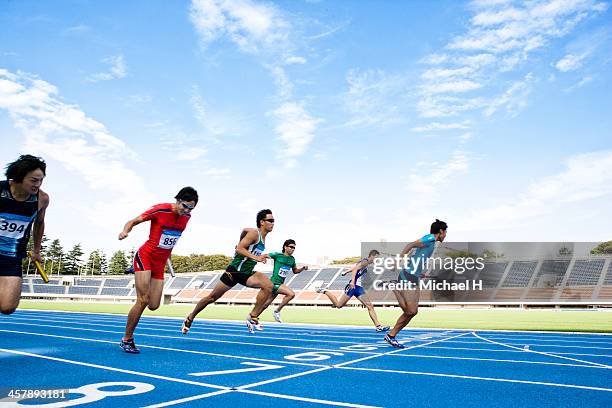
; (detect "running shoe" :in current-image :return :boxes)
[315,286,327,294]
[181,315,193,334]
[273,310,282,323]
[255,321,264,331]
[119,338,140,354]
[384,334,405,349]
[376,325,390,332]
[246,315,258,334]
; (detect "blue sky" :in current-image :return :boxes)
[1,0,611,263]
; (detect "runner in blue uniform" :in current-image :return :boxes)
[0,155,49,314]
[317,250,389,332]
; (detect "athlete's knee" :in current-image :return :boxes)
[287,290,295,300]
[260,281,273,293]
[0,307,16,315]
[137,295,150,305]
[148,303,160,311]
[404,307,418,317]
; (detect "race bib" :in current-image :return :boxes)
[0,213,31,240]
[158,229,182,249]
[278,265,291,278]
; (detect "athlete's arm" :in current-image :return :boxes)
[30,190,49,263]
[399,239,424,257]
[118,216,146,240]
[293,265,308,273]
[349,259,368,288]
[235,229,269,263]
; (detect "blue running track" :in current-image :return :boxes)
[0,309,611,407]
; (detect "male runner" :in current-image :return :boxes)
[182,209,275,334]
[384,219,447,348]
[0,155,49,314]
[316,250,389,332]
[118,187,198,353]
[254,239,308,325]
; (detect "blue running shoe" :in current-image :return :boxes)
[384,333,405,349]
[120,338,140,354]
[376,325,390,332]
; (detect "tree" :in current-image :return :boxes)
[109,250,129,274]
[170,254,233,273]
[99,252,109,274]
[46,238,65,275]
[64,243,84,274]
[591,241,612,255]
[86,250,103,275]
[331,256,361,265]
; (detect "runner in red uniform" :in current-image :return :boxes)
[118,186,198,353]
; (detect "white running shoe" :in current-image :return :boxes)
[273,310,282,323]
[315,286,327,294]
[255,322,264,331]
[246,315,259,334]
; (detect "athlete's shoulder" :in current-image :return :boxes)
[420,234,436,243]
[38,189,50,207]
[239,228,259,241]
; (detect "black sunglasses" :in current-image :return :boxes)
[264,218,275,223]
[287,245,296,249]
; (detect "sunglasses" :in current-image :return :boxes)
[180,201,195,210]
[287,245,296,249]
[264,218,275,223]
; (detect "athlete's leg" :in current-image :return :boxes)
[246,272,274,318]
[388,288,420,337]
[124,270,152,340]
[323,290,351,309]
[146,278,165,311]
[0,276,22,315]
[357,292,382,327]
[274,285,295,312]
[188,281,232,321]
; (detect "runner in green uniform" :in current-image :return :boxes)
[250,239,308,325]
[182,209,275,334]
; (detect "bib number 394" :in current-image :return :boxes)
[158,230,182,249]
[0,214,31,239]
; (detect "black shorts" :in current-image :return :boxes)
[0,256,23,277]
[220,265,253,287]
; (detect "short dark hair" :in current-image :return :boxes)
[175,186,198,204]
[5,154,46,183]
[256,209,272,227]
[368,249,380,257]
[430,219,448,234]
[283,239,296,252]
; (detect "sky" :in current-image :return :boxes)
[1,0,611,264]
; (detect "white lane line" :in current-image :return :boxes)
[238,388,382,408]
[17,308,612,337]
[423,345,612,358]
[143,390,234,408]
[338,366,612,392]
[0,347,227,390]
[10,312,417,343]
[0,328,327,369]
[391,352,609,369]
[236,333,469,390]
[0,320,378,355]
[472,332,612,369]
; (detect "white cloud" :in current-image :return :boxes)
[0,69,148,200]
[416,0,606,119]
[343,69,408,126]
[564,75,593,92]
[86,55,126,82]
[406,150,472,197]
[285,55,307,65]
[411,121,471,132]
[270,102,322,168]
[555,52,587,71]
[190,0,291,54]
[456,150,612,230]
[484,73,534,117]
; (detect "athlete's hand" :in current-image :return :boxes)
[30,251,43,263]
[303,265,309,271]
[118,231,128,240]
[350,281,355,289]
[256,254,270,263]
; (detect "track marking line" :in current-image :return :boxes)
[143,390,234,408]
[338,366,612,392]
[472,331,612,369]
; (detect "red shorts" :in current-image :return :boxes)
[134,248,168,280]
